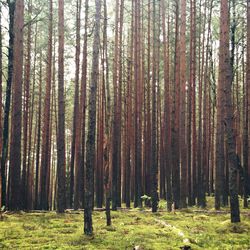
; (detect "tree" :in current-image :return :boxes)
[244,0,250,208]
[1,0,15,208]
[103,0,112,224]
[161,0,172,211]
[22,0,32,210]
[57,0,66,213]
[123,0,134,209]
[218,0,240,223]
[151,0,159,213]
[215,0,226,211]
[84,0,101,235]
[172,0,181,209]
[197,0,207,208]
[40,0,53,210]
[112,0,120,211]
[179,0,187,209]
[0,1,3,208]
[70,0,81,209]
[190,0,197,206]
[35,52,43,209]
[9,0,24,210]
[76,0,89,209]
[133,0,142,208]
[203,0,214,203]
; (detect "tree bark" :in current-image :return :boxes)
[57,0,66,213]
[22,0,32,210]
[172,0,181,209]
[1,0,15,208]
[245,0,250,208]
[9,0,24,211]
[40,0,53,210]
[151,0,159,213]
[84,0,101,235]
[179,0,187,209]
[219,0,240,223]
[112,0,120,211]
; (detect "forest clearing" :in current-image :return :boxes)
[0,0,250,248]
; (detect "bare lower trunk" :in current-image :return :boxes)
[84,0,101,235]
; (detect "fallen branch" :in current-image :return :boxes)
[155,219,192,245]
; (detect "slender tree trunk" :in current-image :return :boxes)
[179,0,187,209]
[172,0,181,209]
[35,53,42,209]
[161,0,172,211]
[197,0,207,208]
[219,0,240,223]
[145,0,152,206]
[9,0,24,210]
[27,20,38,210]
[103,0,112,225]
[151,0,159,213]
[112,0,120,211]
[134,0,142,208]
[84,0,101,235]
[203,0,213,201]
[1,0,15,208]
[190,0,197,206]
[96,68,104,208]
[116,0,124,208]
[78,0,89,209]
[0,2,3,208]
[57,0,66,213]
[215,0,226,210]
[245,0,250,208]
[22,1,32,210]
[70,0,81,209]
[40,0,53,210]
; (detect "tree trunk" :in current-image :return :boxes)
[35,53,43,209]
[22,1,32,210]
[134,0,142,208]
[172,0,180,209]
[9,0,24,210]
[112,0,120,211]
[84,0,101,235]
[219,0,240,223]
[190,0,197,206]
[245,0,250,208]
[151,0,159,213]
[179,0,187,209]
[1,0,15,208]
[57,0,66,213]
[70,0,81,209]
[0,2,3,209]
[103,0,112,225]
[77,0,89,209]
[215,0,226,210]
[40,0,53,210]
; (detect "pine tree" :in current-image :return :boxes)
[84,0,101,235]
[57,0,66,213]
[218,0,240,223]
[9,0,24,210]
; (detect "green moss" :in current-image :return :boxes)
[0,201,249,250]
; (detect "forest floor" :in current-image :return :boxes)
[0,198,250,250]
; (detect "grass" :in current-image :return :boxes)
[0,198,249,250]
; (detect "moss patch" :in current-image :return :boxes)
[0,198,249,249]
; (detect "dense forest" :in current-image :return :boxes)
[0,0,250,248]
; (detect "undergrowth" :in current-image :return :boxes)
[0,197,249,250]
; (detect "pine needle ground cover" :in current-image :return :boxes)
[0,201,249,250]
